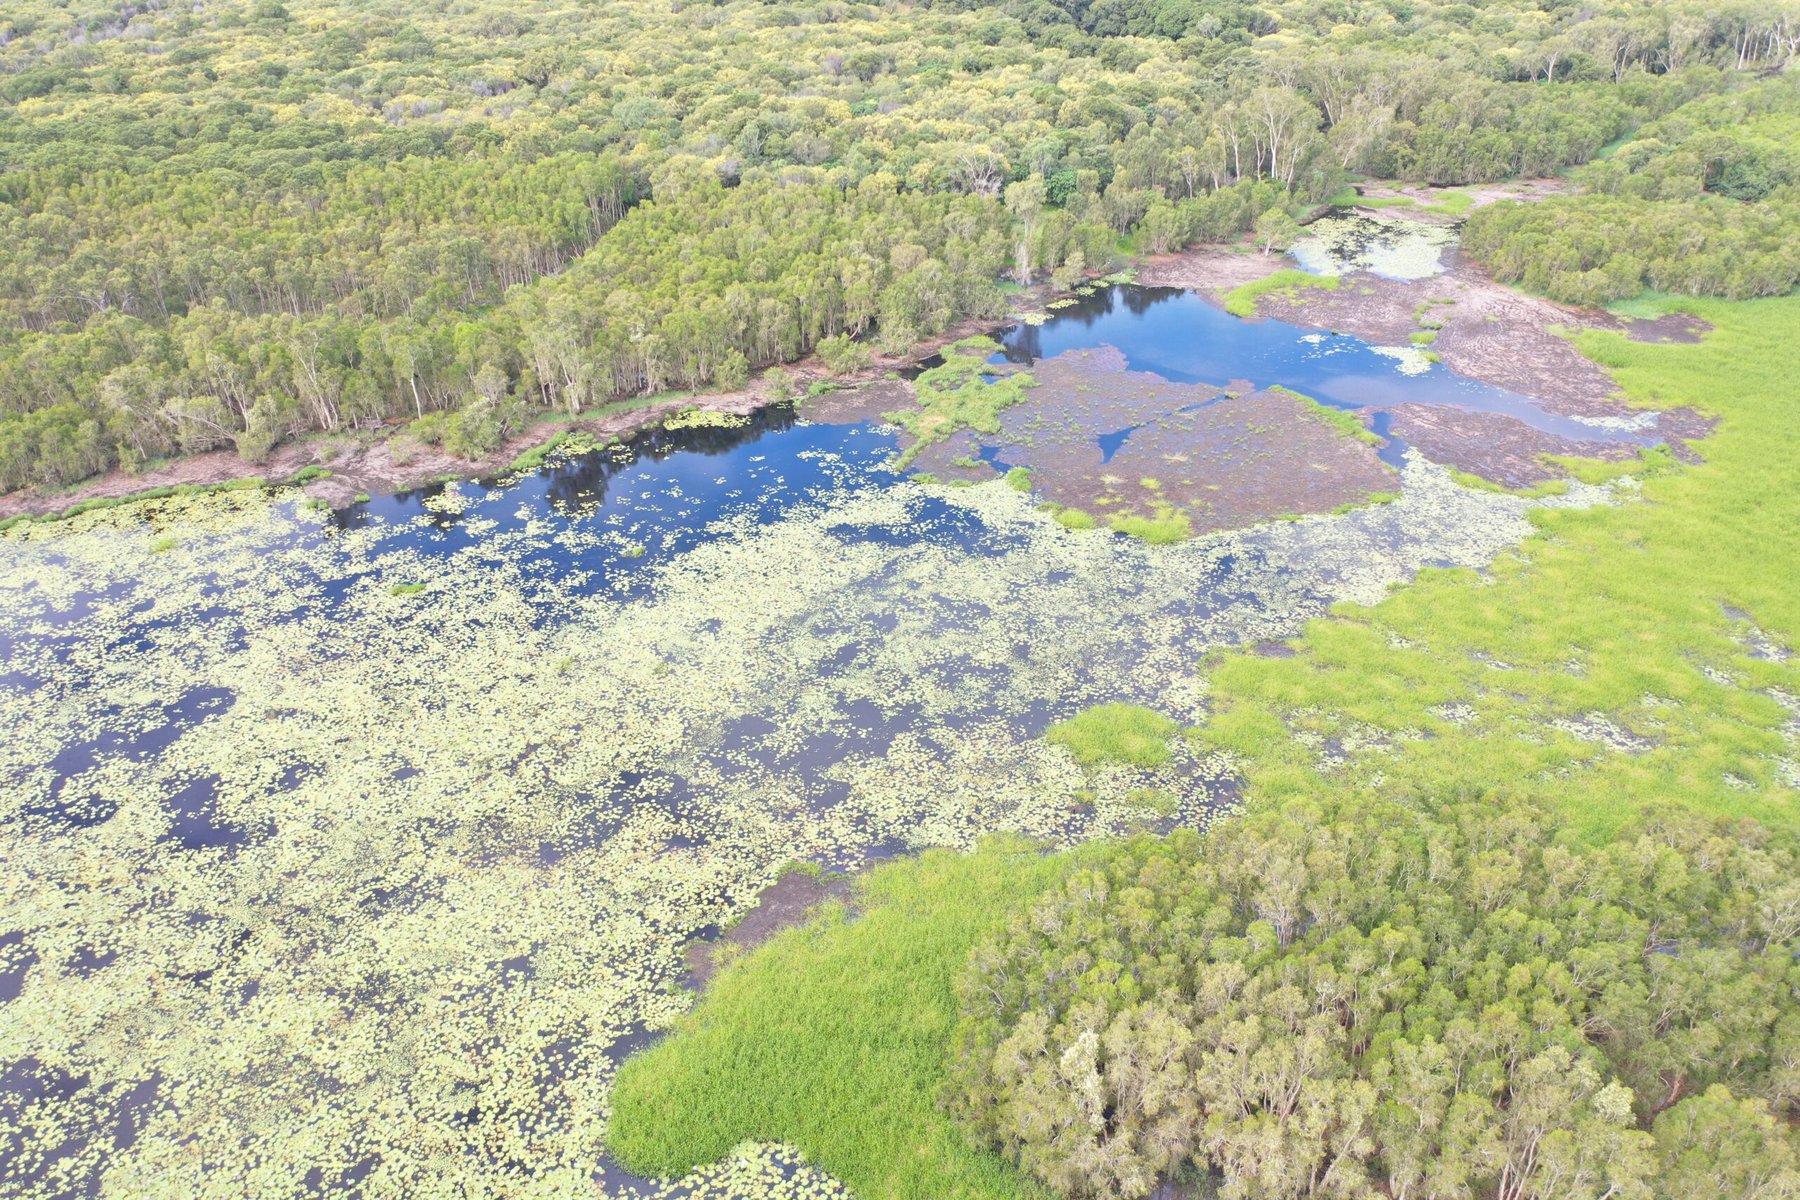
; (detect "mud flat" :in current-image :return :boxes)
[1141,209,1714,489]
[905,346,1395,533]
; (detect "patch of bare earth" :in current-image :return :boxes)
[1137,246,1288,299]
[1380,404,1636,489]
[1132,198,1716,490]
[683,870,853,989]
[907,346,1395,535]
[798,378,914,426]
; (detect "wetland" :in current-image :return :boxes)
[0,214,1681,1198]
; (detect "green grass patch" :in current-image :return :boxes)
[1605,290,1682,321]
[1045,702,1181,768]
[889,342,1037,468]
[608,838,1082,1200]
[148,535,179,553]
[1047,504,1096,530]
[1328,188,1415,208]
[1273,384,1382,447]
[1409,329,1439,346]
[1002,467,1032,492]
[387,582,427,596]
[288,465,332,485]
[1422,189,1474,216]
[1222,269,1340,318]
[1108,504,1192,544]
[1199,295,1800,843]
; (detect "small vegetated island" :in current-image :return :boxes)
[0,1,1797,1199]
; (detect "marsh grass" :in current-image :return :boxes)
[1327,189,1416,208]
[1423,189,1475,215]
[1271,384,1383,447]
[891,340,1037,467]
[387,582,427,596]
[1222,269,1340,317]
[1108,504,1193,544]
[605,296,1800,1194]
[608,838,1081,1200]
[1046,702,1181,768]
[1047,504,1096,530]
[506,430,606,474]
[1203,295,1800,842]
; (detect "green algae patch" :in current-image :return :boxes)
[1046,703,1181,768]
[1222,268,1339,317]
[608,838,1077,1200]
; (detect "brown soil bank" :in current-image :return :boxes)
[907,346,1395,535]
[0,389,770,522]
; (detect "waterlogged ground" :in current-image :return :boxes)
[0,376,1634,1197]
[905,281,1652,520]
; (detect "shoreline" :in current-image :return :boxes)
[0,190,1709,525]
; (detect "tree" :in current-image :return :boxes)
[1255,208,1303,255]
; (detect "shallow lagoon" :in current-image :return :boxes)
[0,283,1629,1197]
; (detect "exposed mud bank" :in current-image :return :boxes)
[1139,211,1714,489]
[1380,404,1636,488]
[904,345,1396,533]
[0,388,769,522]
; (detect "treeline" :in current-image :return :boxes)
[1464,79,1800,305]
[949,795,1800,1200]
[0,0,1787,491]
[0,154,639,330]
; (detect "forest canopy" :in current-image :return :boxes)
[947,796,1800,1200]
[0,0,1794,491]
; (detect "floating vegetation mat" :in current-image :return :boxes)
[1290,213,1459,281]
[0,420,1616,1198]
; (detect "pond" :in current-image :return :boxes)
[0,278,1629,1197]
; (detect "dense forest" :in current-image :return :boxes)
[950,797,1800,1199]
[1,0,1795,491]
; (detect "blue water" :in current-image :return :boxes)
[995,285,1642,450]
